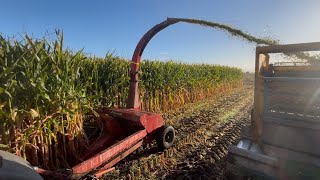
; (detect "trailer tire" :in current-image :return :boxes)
[156,125,175,150]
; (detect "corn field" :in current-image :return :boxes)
[0,32,243,170]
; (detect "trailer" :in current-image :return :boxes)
[227,42,320,180]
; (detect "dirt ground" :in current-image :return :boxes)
[104,75,254,180]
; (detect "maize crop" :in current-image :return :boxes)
[0,32,242,169]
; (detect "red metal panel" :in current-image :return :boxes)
[95,167,115,178]
[94,141,143,178]
[140,113,163,133]
[36,168,53,176]
[108,108,144,122]
[108,108,163,133]
[80,134,114,161]
[72,129,147,175]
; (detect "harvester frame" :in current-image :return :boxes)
[32,19,182,179]
[0,17,196,180]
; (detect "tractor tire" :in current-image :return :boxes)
[156,125,175,150]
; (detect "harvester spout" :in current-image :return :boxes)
[127,18,179,109]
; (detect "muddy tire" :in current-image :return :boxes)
[156,125,175,150]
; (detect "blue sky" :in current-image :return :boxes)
[1,0,320,71]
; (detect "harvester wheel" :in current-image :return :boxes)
[156,125,175,150]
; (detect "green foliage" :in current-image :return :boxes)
[0,32,242,169]
[139,60,242,111]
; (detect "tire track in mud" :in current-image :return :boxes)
[163,95,252,180]
[103,78,253,180]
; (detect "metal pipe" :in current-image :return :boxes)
[127,18,179,109]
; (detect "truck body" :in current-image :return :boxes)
[227,42,320,180]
